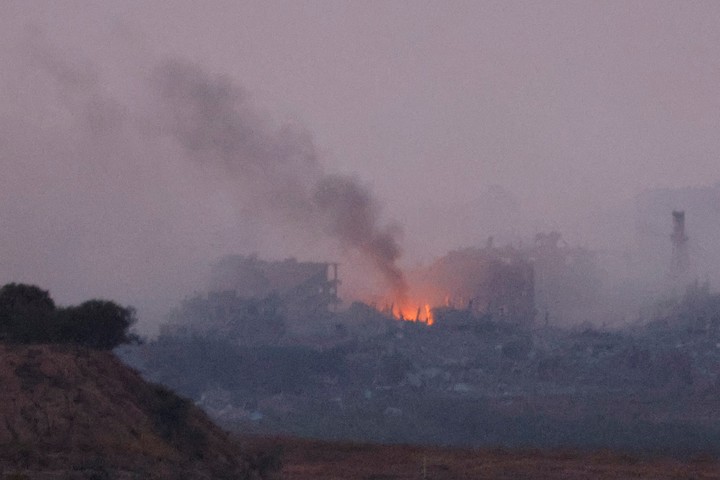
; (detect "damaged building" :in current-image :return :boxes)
[160,255,341,341]
[418,242,536,326]
[209,255,340,316]
[414,233,602,328]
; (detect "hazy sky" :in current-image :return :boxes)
[2,1,720,329]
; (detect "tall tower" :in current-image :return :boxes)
[670,210,689,279]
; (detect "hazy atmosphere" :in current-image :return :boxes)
[3,1,720,333]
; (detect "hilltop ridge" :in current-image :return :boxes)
[0,343,261,479]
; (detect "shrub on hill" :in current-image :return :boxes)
[0,283,56,343]
[0,283,137,349]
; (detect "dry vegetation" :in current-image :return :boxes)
[248,435,720,480]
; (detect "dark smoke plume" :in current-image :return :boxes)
[152,60,408,296]
[314,175,406,297]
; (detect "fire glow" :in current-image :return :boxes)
[391,300,434,326]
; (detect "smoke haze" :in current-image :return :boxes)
[152,60,407,295]
[2,2,720,331]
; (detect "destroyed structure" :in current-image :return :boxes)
[160,256,340,342]
[418,242,536,326]
[531,232,602,325]
[414,233,603,328]
[180,212,681,333]
[209,255,340,316]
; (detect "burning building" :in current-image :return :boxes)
[398,233,602,328]
[411,242,536,326]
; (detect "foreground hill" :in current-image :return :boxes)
[0,344,262,479]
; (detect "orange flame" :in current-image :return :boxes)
[391,300,434,326]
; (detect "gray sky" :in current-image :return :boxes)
[2,1,720,329]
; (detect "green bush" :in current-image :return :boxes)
[54,300,138,350]
[0,283,137,349]
[0,283,56,343]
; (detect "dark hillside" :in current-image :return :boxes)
[0,344,259,479]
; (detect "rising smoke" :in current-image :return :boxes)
[151,60,408,296]
[0,29,409,332]
[314,175,406,297]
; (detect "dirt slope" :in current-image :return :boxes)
[0,344,255,479]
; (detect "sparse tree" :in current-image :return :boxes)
[56,300,138,349]
[0,283,137,348]
[0,283,56,342]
